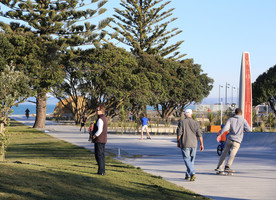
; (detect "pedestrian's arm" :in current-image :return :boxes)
[176,121,183,148]
[177,135,181,148]
[199,137,204,151]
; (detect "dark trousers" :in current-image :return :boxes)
[94,143,105,174]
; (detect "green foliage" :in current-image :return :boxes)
[53,44,150,120]
[252,65,276,106]
[0,63,30,161]
[266,113,275,129]
[0,63,31,122]
[111,0,184,60]
[0,0,112,127]
[207,112,215,126]
[0,0,112,46]
[0,32,14,69]
[155,58,213,120]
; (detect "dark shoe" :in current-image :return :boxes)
[97,173,105,176]
[224,167,234,173]
[190,174,196,181]
[224,166,230,171]
[185,175,190,181]
[147,137,151,139]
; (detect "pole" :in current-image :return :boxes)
[225,83,230,105]
[219,85,223,104]
[232,86,236,104]
[220,99,223,125]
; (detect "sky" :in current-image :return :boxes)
[1,0,275,105]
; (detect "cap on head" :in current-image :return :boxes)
[185,109,192,115]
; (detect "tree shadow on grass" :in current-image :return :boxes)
[6,142,89,159]
[0,164,208,200]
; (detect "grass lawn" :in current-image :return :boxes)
[0,120,209,200]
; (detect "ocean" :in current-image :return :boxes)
[11,104,195,115]
[11,104,56,115]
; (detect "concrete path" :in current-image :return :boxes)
[11,115,276,200]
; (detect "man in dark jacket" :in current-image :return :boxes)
[92,104,108,175]
[177,109,204,181]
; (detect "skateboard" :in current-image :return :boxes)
[216,170,235,176]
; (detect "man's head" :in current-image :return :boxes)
[235,108,242,115]
[96,104,106,115]
[185,109,192,117]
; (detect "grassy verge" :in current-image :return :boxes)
[0,120,209,200]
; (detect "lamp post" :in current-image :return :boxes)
[219,85,223,104]
[225,82,230,105]
[219,85,223,125]
[232,86,236,104]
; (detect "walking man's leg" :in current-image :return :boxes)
[181,148,195,179]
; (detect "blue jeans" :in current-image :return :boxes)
[181,147,197,177]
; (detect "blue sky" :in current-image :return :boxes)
[1,0,275,104]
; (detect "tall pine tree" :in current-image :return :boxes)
[111,0,184,60]
[0,0,111,128]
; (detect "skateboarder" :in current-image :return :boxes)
[215,108,251,173]
[140,114,151,140]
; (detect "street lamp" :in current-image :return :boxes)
[232,86,236,104]
[219,85,223,105]
[219,85,223,125]
[225,82,230,105]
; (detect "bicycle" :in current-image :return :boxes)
[217,142,225,156]
[217,141,231,156]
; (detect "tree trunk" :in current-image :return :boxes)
[0,122,5,161]
[33,92,47,128]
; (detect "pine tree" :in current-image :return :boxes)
[0,0,111,128]
[111,0,184,60]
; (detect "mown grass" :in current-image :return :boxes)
[0,120,209,200]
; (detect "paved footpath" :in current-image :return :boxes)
[12,115,276,200]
